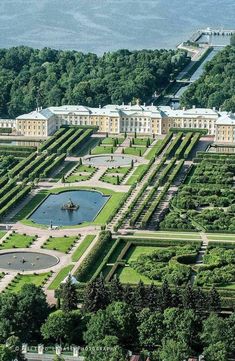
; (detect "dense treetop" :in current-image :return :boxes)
[0,46,189,118]
[180,46,235,112]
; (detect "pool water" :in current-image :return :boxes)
[30,190,109,226]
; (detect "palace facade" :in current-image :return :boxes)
[0,104,235,143]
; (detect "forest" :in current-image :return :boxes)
[0,46,189,118]
[180,46,235,112]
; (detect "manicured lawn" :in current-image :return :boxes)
[12,190,48,221]
[106,166,130,174]
[117,266,156,285]
[206,234,235,241]
[134,232,201,240]
[0,231,6,240]
[0,233,35,249]
[101,166,130,185]
[66,174,90,182]
[125,164,148,185]
[42,236,79,253]
[72,235,96,262]
[101,175,119,185]
[125,245,160,262]
[124,147,146,156]
[94,190,125,225]
[102,137,124,145]
[48,265,74,290]
[7,272,51,292]
[133,137,152,146]
[66,165,96,182]
[91,146,116,155]
[145,140,163,160]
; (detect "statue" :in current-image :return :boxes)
[61,198,79,211]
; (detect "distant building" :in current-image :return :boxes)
[1,104,235,143]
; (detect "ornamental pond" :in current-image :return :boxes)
[29,190,109,226]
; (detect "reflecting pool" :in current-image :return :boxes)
[30,190,109,226]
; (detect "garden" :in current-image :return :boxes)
[74,233,201,286]
[65,164,96,182]
[195,242,235,289]
[160,152,235,232]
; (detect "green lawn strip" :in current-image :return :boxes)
[72,235,96,262]
[94,191,125,225]
[106,166,130,174]
[48,265,74,290]
[42,236,78,253]
[11,190,48,221]
[7,272,51,292]
[91,146,116,155]
[0,233,35,249]
[66,174,90,182]
[206,235,235,241]
[0,231,6,240]
[21,187,126,229]
[134,232,201,240]
[102,137,125,145]
[124,147,146,156]
[145,140,163,160]
[125,164,148,185]
[77,165,96,173]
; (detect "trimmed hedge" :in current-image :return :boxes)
[75,231,112,282]
[56,128,83,154]
[0,184,31,219]
[158,157,176,185]
[38,127,67,152]
[67,128,93,155]
[184,132,201,159]
[165,132,183,157]
[47,128,75,154]
[42,153,66,177]
[8,152,37,177]
[175,132,193,159]
[18,153,47,179]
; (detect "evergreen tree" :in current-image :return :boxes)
[182,283,195,309]
[207,286,221,312]
[171,287,182,308]
[133,280,146,311]
[122,283,133,305]
[159,280,172,311]
[146,283,159,310]
[83,274,109,312]
[109,275,123,302]
[61,274,78,312]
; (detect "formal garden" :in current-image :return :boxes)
[160,152,235,232]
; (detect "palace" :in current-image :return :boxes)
[0,104,234,143]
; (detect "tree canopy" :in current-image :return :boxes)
[180,46,235,112]
[0,46,189,118]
